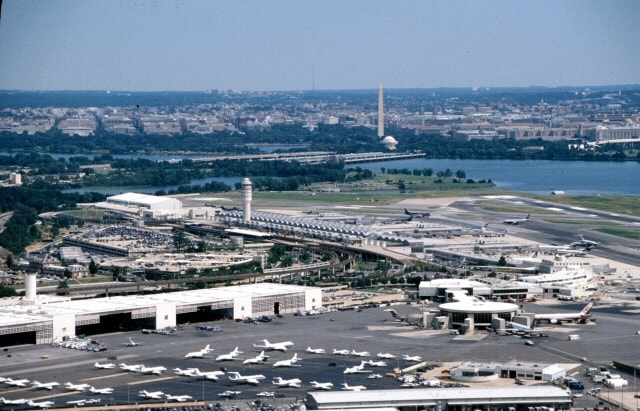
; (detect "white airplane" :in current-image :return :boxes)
[305,347,326,354]
[504,321,549,335]
[534,302,594,324]
[368,373,383,379]
[192,369,226,381]
[341,382,366,391]
[256,391,274,397]
[309,381,333,390]
[165,394,193,402]
[402,354,423,362]
[67,399,101,406]
[377,352,396,359]
[139,390,164,399]
[125,337,143,347]
[272,376,302,388]
[137,365,167,375]
[503,214,531,225]
[227,371,266,385]
[0,397,28,405]
[364,359,387,367]
[253,339,294,352]
[243,351,270,364]
[215,347,242,361]
[272,353,301,368]
[65,382,91,391]
[333,348,350,355]
[27,400,55,409]
[89,386,114,394]
[118,363,143,372]
[31,381,60,390]
[94,362,116,369]
[344,361,371,374]
[217,390,241,398]
[351,350,371,357]
[554,247,591,257]
[185,344,214,358]
[174,367,200,377]
[4,378,30,387]
[570,234,599,249]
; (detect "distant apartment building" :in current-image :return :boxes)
[452,129,501,141]
[0,114,56,134]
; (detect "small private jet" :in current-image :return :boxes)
[368,373,383,379]
[256,391,274,397]
[227,372,266,385]
[31,381,60,390]
[118,363,143,372]
[27,400,55,409]
[4,378,30,387]
[139,390,164,400]
[89,386,114,395]
[0,397,28,405]
[503,214,531,225]
[94,362,116,369]
[351,350,371,357]
[344,361,371,374]
[185,344,214,359]
[64,382,91,391]
[305,347,326,354]
[272,377,302,388]
[66,399,101,406]
[253,339,294,352]
[174,367,199,377]
[137,365,167,375]
[364,359,387,367]
[193,369,226,381]
[377,352,396,359]
[341,383,366,391]
[402,354,423,362]
[272,353,301,368]
[243,351,269,365]
[165,394,193,402]
[309,381,333,390]
[215,347,242,361]
[217,390,241,398]
[333,349,350,355]
[125,337,143,347]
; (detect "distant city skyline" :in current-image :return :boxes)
[1,0,639,92]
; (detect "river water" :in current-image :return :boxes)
[2,151,637,196]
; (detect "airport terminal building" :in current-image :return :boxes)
[0,282,322,346]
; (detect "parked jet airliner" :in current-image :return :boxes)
[534,302,594,324]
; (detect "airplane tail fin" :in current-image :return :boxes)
[388,309,399,318]
[581,302,593,316]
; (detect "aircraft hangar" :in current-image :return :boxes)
[0,282,322,346]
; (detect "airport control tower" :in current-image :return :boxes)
[241,177,252,223]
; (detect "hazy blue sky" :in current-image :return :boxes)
[1,0,638,91]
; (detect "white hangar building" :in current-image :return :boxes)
[305,386,571,410]
[95,192,182,217]
[0,283,321,346]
